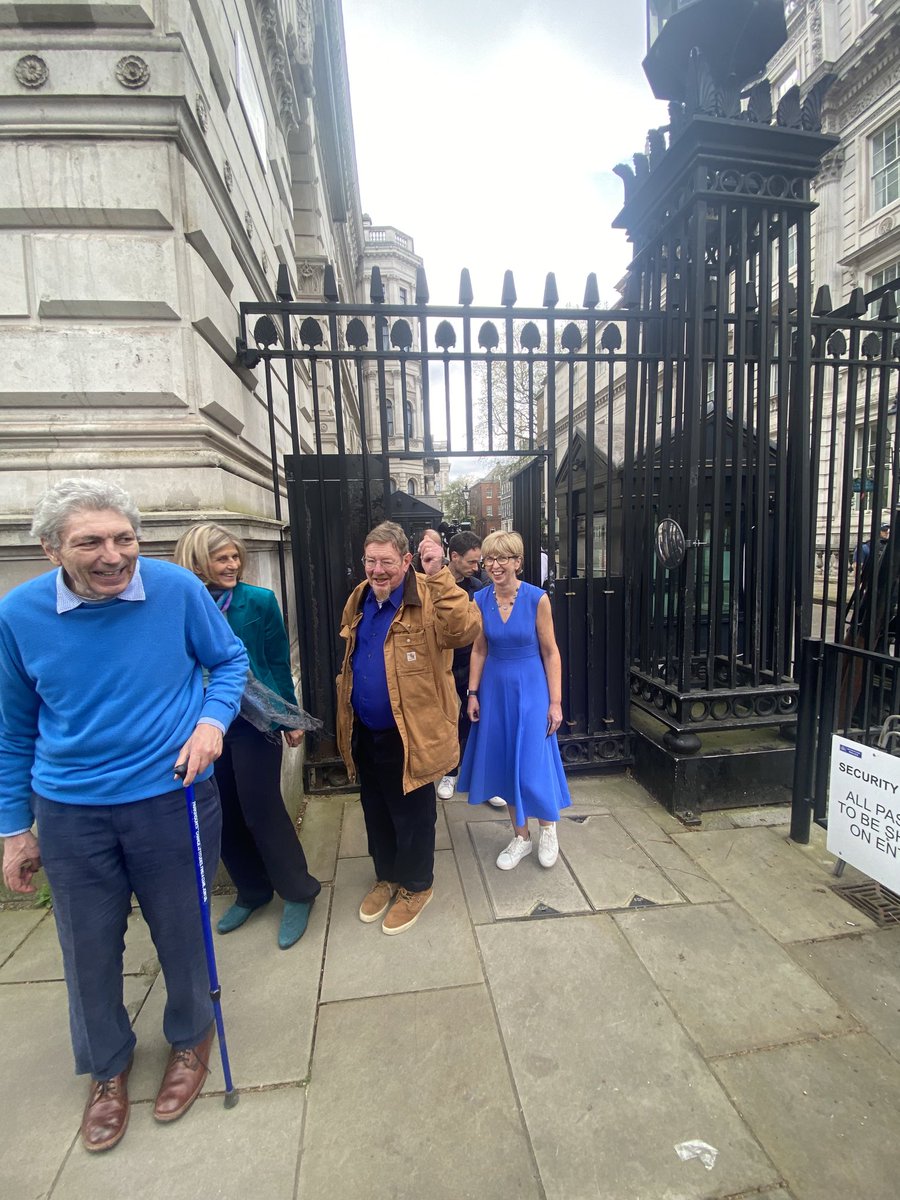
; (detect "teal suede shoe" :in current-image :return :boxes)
[278,900,313,950]
[217,900,269,935]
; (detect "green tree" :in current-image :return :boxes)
[441,475,475,523]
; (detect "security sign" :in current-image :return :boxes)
[827,735,900,890]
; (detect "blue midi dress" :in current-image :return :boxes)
[458,582,571,823]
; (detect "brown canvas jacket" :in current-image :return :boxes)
[336,566,481,793]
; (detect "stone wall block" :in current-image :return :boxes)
[0,234,29,316]
[180,0,231,108]
[187,242,240,363]
[182,158,235,294]
[0,141,175,230]
[0,327,188,407]
[33,233,180,320]
[194,334,247,435]
[0,1,155,27]
[0,46,180,98]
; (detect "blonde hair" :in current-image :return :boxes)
[481,529,524,564]
[174,523,246,585]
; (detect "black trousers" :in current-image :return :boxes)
[352,722,436,892]
[449,679,471,779]
[215,717,321,908]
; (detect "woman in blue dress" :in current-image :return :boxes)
[458,530,570,869]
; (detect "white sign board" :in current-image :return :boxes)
[235,29,266,169]
[827,735,900,889]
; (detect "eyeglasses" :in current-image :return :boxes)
[362,556,402,570]
[483,555,514,566]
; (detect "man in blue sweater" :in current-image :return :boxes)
[0,479,248,1153]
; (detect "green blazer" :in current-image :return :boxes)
[224,582,297,706]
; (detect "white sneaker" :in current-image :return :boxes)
[487,795,507,809]
[437,775,456,800]
[538,824,559,868]
[497,835,532,871]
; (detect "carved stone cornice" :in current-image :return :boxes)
[286,0,314,96]
[253,0,302,133]
[828,22,900,121]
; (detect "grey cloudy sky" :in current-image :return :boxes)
[342,0,667,307]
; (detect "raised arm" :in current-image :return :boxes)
[421,564,482,650]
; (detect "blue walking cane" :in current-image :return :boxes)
[175,764,239,1109]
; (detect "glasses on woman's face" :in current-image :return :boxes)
[483,555,513,567]
[362,556,402,571]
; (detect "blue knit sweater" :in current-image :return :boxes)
[0,557,249,834]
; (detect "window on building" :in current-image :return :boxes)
[389,477,397,490]
[869,260,900,318]
[404,401,414,440]
[399,286,408,305]
[385,398,394,437]
[774,65,797,102]
[486,505,494,517]
[407,478,416,495]
[872,118,900,212]
[787,224,797,269]
[377,317,390,352]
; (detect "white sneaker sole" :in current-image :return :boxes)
[487,796,508,809]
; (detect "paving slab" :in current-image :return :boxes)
[613,807,730,902]
[469,819,592,919]
[339,797,451,858]
[713,1032,900,1200]
[446,804,494,926]
[297,794,344,883]
[129,889,329,1101]
[671,826,878,942]
[0,906,158,983]
[615,902,853,1056]
[52,1087,305,1200]
[558,812,685,909]
[0,907,49,969]
[731,804,792,828]
[567,772,655,807]
[0,977,149,1200]
[477,916,780,1200]
[298,985,541,1200]
[788,926,900,1062]
[320,851,482,1002]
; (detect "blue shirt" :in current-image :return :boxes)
[351,582,405,730]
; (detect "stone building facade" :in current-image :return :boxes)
[0,0,365,599]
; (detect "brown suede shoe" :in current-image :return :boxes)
[382,886,433,935]
[153,1026,215,1123]
[81,1057,133,1153]
[359,880,398,923]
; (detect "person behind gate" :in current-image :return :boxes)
[0,479,248,1154]
[174,522,322,951]
[335,521,481,934]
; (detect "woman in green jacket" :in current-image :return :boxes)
[175,523,321,949]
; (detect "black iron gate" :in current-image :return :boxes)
[239,268,634,788]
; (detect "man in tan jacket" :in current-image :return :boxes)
[336,521,480,934]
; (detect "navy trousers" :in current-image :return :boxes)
[352,722,436,892]
[33,781,221,1082]
[215,717,321,908]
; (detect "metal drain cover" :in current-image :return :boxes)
[832,881,900,927]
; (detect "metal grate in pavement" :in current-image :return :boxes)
[832,881,900,927]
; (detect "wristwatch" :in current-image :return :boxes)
[467,689,479,697]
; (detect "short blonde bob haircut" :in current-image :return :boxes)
[174,522,246,585]
[481,529,524,564]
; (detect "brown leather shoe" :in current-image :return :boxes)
[382,886,433,935]
[359,879,398,923]
[81,1057,133,1153]
[153,1026,215,1123]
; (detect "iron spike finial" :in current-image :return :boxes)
[459,268,474,306]
[323,264,339,302]
[813,285,833,315]
[275,263,293,302]
[501,270,517,307]
[369,265,385,303]
[583,273,600,308]
[415,266,429,305]
[543,273,559,308]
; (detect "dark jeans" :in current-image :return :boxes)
[34,781,221,1081]
[352,722,436,892]
[449,680,471,779]
[215,717,321,908]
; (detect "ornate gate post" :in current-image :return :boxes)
[613,0,839,811]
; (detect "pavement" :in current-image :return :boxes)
[2,773,900,1200]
